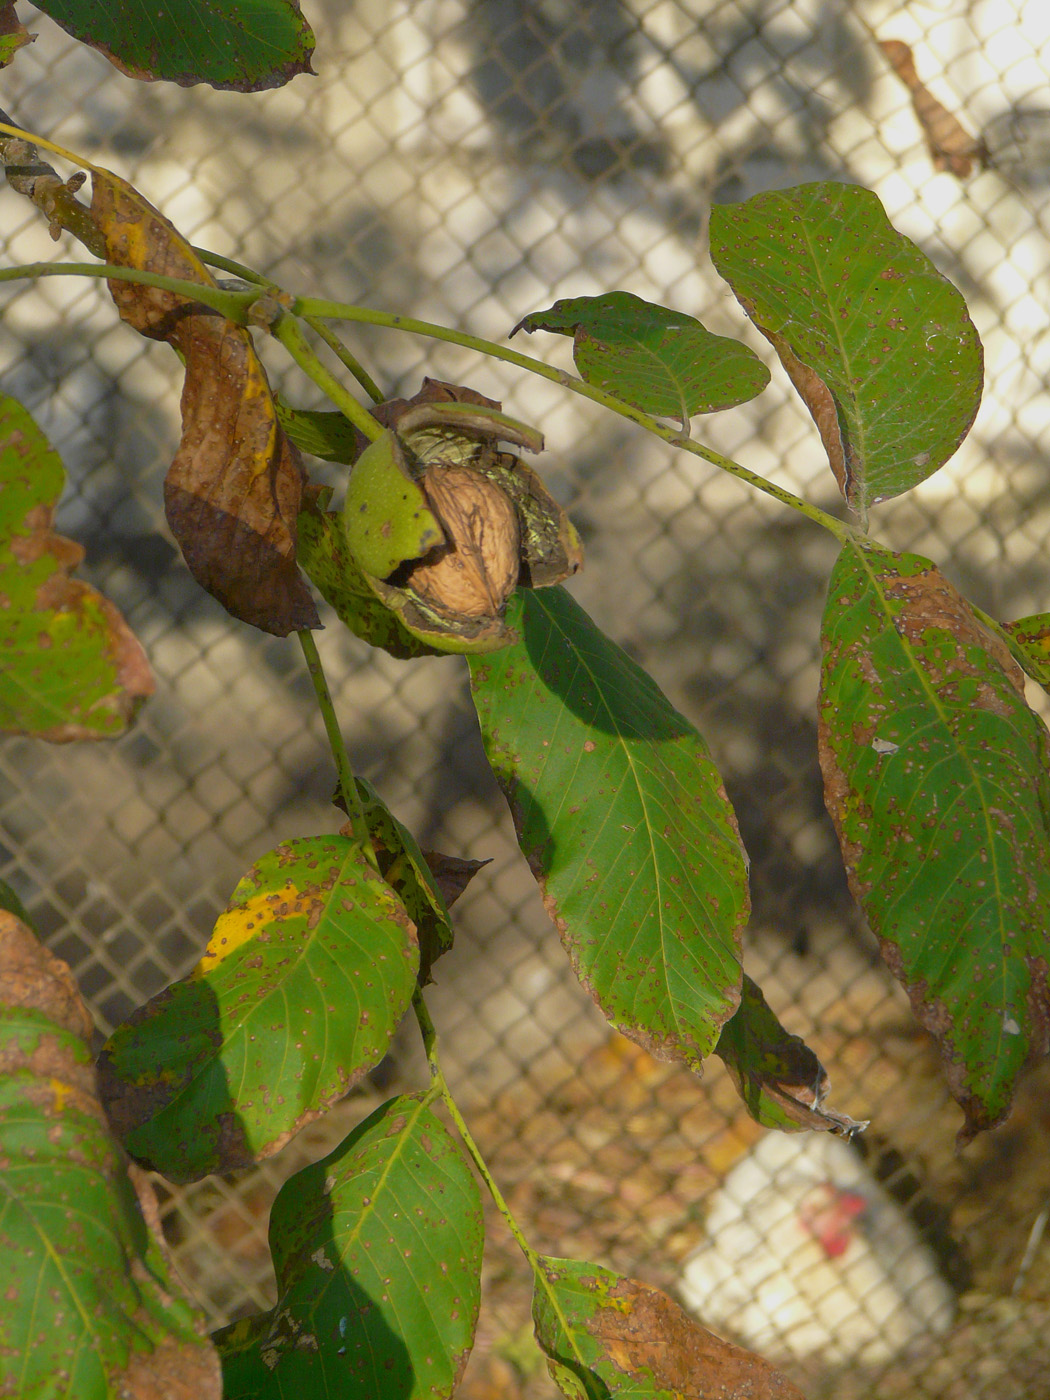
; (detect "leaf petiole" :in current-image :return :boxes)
[293,294,853,543]
[296,629,378,871]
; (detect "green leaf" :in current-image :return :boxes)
[351,777,458,983]
[997,613,1050,686]
[297,486,445,658]
[36,0,315,92]
[277,402,361,463]
[715,975,865,1134]
[0,13,34,67]
[0,911,220,1399]
[97,835,419,1181]
[217,1094,483,1400]
[709,183,983,514]
[512,291,770,425]
[470,588,748,1070]
[0,392,154,740]
[0,878,32,928]
[532,1257,806,1400]
[819,540,1050,1140]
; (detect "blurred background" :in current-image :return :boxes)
[3,1,1050,1395]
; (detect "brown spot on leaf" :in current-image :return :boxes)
[0,909,95,1042]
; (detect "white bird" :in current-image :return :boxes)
[679,1130,956,1366]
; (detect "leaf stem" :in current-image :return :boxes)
[293,295,853,543]
[303,314,385,404]
[296,629,378,868]
[0,259,258,321]
[272,312,384,443]
[411,989,540,1269]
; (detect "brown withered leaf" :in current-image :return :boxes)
[716,974,867,1136]
[534,1259,807,1400]
[0,908,95,1044]
[421,851,491,909]
[589,1280,808,1399]
[90,169,319,636]
[880,39,984,178]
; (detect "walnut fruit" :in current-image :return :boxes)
[407,466,521,619]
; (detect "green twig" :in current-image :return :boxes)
[411,989,540,1268]
[193,246,272,287]
[412,988,593,1373]
[296,630,377,869]
[193,245,383,404]
[0,259,259,320]
[271,312,384,444]
[303,313,385,404]
[292,295,854,544]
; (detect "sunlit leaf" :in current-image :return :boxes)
[533,1257,806,1400]
[512,291,770,425]
[0,392,153,740]
[217,1094,483,1400]
[36,0,314,91]
[470,587,748,1070]
[0,6,34,67]
[97,835,418,1181]
[0,911,221,1399]
[710,183,982,513]
[819,540,1050,1140]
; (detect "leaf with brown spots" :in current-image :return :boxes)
[35,0,314,92]
[0,910,221,1397]
[709,182,983,515]
[0,391,153,740]
[90,166,319,635]
[533,1257,807,1400]
[216,1094,483,1400]
[470,587,749,1073]
[880,39,984,178]
[819,539,1050,1142]
[716,974,866,1135]
[97,834,418,1181]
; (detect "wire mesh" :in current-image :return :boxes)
[3,1,1050,1396]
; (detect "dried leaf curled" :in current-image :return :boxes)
[90,168,318,636]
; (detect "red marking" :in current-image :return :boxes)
[799,1183,868,1258]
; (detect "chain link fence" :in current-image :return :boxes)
[3,1,1050,1395]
